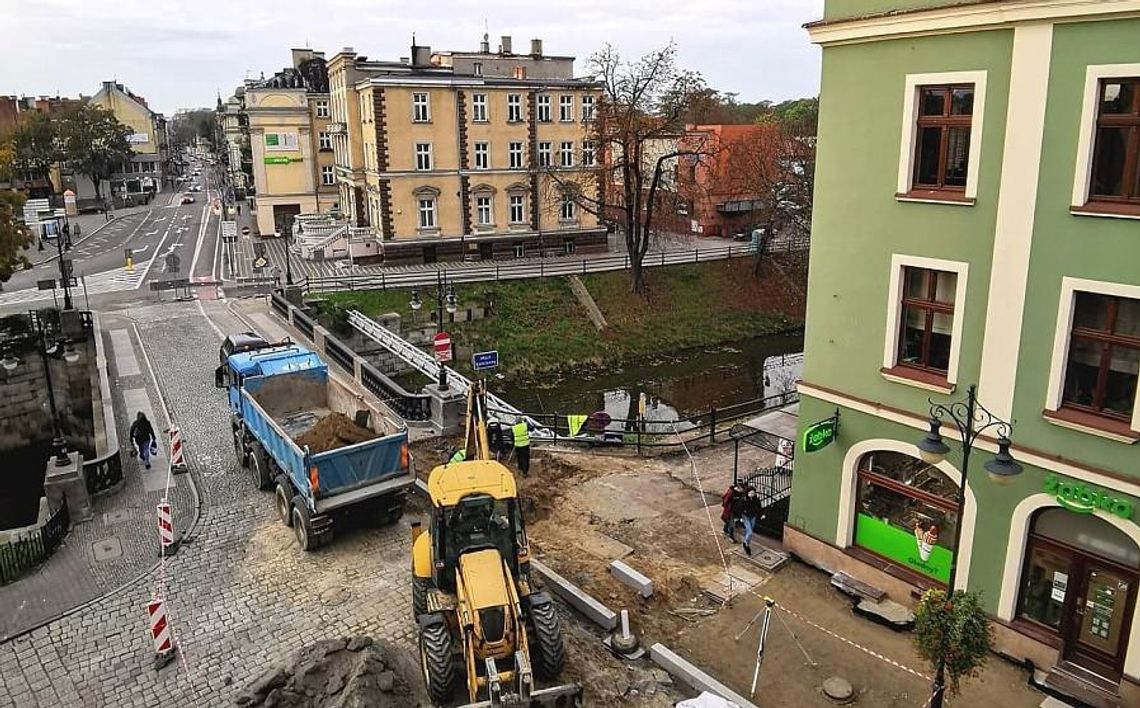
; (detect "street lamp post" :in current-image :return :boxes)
[410,269,457,390]
[54,217,74,311]
[914,384,1022,708]
[283,216,295,286]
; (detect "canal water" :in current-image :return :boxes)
[493,330,804,424]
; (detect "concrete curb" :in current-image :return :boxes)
[649,643,759,708]
[531,559,618,631]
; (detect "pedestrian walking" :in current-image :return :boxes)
[721,482,744,541]
[129,412,157,470]
[512,418,530,477]
[740,488,763,557]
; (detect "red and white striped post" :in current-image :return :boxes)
[157,501,175,552]
[147,598,176,668]
[168,426,187,473]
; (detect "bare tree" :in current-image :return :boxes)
[550,42,711,295]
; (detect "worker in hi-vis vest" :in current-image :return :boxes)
[512,418,531,476]
[448,448,466,466]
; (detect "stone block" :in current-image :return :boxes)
[531,559,617,631]
[43,451,91,522]
[609,559,653,598]
[648,643,758,708]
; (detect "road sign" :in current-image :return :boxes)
[221,221,238,243]
[37,279,56,291]
[801,412,839,454]
[165,253,181,273]
[252,256,268,270]
[472,350,499,371]
[434,332,452,363]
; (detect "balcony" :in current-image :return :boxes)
[327,122,347,135]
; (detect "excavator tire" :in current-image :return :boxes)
[529,600,566,680]
[412,577,430,619]
[419,617,456,704]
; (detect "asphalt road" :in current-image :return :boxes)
[0,166,223,314]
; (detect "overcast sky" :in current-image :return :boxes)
[1,0,824,116]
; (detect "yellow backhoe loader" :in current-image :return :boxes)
[411,382,581,706]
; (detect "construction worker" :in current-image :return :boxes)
[448,448,466,466]
[512,418,530,476]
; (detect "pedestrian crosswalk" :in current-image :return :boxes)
[0,266,147,308]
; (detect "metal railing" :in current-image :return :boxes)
[0,498,70,586]
[84,449,123,495]
[304,237,809,294]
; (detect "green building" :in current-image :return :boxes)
[791,1,1140,703]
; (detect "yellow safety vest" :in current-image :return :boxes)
[449,449,466,465]
[567,414,587,437]
[512,422,530,448]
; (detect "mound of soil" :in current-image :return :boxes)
[296,413,376,454]
[234,636,429,707]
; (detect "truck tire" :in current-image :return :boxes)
[528,600,566,680]
[233,429,249,469]
[412,576,430,618]
[250,446,272,491]
[419,618,456,704]
[291,495,316,551]
[274,476,293,527]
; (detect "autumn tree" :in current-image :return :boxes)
[914,589,992,707]
[0,191,34,286]
[3,112,59,190]
[57,104,133,201]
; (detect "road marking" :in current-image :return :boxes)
[109,329,141,377]
[135,210,181,288]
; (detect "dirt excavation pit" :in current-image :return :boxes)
[234,636,429,707]
[295,413,376,454]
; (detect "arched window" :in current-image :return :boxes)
[854,450,959,584]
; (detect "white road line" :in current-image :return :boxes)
[135,209,181,288]
[189,204,210,277]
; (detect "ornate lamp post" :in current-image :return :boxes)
[410,269,457,390]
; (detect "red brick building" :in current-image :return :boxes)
[678,123,782,237]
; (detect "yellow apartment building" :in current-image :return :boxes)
[328,35,605,263]
[245,49,339,235]
[88,81,169,198]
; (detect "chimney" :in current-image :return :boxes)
[500,35,512,55]
[530,39,543,57]
[291,48,314,68]
[412,45,432,67]
[480,32,490,54]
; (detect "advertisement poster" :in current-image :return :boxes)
[264,132,299,152]
[855,514,952,583]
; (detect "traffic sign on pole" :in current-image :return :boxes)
[472,350,499,371]
[434,332,452,363]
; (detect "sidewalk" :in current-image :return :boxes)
[21,191,175,268]
[0,314,195,640]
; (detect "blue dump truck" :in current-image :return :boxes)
[215,339,413,550]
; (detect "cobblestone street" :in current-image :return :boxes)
[0,300,419,706]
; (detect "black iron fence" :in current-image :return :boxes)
[0,498,70,585]
[84,448,123,495]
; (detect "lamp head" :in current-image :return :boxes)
[984,436,1023,485]
[916,418,950,465]
[409,289,422,311]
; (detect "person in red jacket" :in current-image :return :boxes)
[721,482,744,541]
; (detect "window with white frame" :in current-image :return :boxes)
[560,193,577,221]
[415,143,432,171]
[321,165,335,185]
[509,194,525,223]
[1072,66,1140,214]
[474,142,490,170]
[1046,278,1140,435]
[508,94,522,122]
[315,100,330,118]
[413,92,430,122]
[476,196,493,226]
[513,242,525,258]
[537,95,551,122]
[583,140,596,167]
[319,132,332,150]
[472,94,488,122]
[538,142,552,167]
[882,255,968,389]
[509,142,524,169]
[560,141,574,167]
[582,95,596,122]
[473,62,483,77]
[418,198,436,228]
[897,72,986,203]
[559,95,574,122]
[563,239,575,255]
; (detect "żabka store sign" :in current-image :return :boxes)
[1044,474,1133,520]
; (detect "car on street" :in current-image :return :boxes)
[181,196,195,204]
[190,185,202,192]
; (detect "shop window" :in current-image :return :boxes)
[1062,292,1140,421]
[854,451,959,584]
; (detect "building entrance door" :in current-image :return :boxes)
[1063,559,1137,678]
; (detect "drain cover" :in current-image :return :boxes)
[103,511,129,525]
[319,587,351,607]
[93,537,123,561]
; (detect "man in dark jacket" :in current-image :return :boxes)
[129,412,157,470]
[739,488,764,556]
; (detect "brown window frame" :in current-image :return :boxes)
[1088,77,1140,208]
[911,84,974,194]
[1061,293,1140,422]
[897,267,956,376]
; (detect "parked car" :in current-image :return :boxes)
[181,196,195,205]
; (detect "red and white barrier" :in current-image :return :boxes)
[147,598,173,655]
[157,501,174,548]
[168,426,186,472]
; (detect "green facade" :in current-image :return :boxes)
[796,3,1140,625]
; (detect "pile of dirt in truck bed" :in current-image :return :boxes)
[234,636,429,707]
[295,413,376,454]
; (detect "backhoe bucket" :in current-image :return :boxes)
[459,654,580,708]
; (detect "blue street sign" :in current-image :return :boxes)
[473,350,499,371]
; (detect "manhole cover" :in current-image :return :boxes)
[319,587,351,607]
[93,537,123,561]
[822,676,854,703]
[103,511,129,525]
